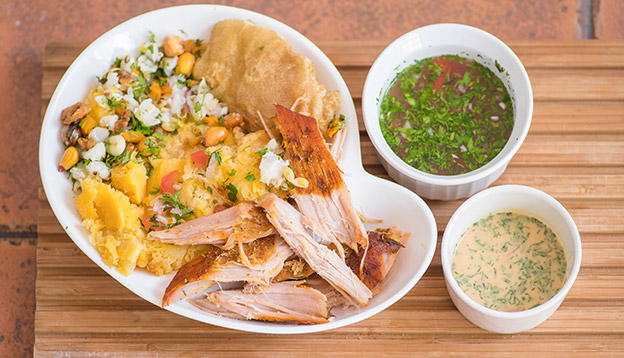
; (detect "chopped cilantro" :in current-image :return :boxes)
[225,183,238,202]
[244,172,256,181]
[228,169,236,176]
[152,133,167,141]
[159,190,194,220]
[255,148,269,157]
[129,113,154,136]
[212,151,222,165]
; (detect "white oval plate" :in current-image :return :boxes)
[39,4,437,334]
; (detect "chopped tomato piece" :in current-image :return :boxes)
[190,150,209,168]
[141,210,160,232]
[160,170,181,194]
[432,57,451,90]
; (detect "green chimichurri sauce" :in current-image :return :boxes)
[451,212,568,312]
[379,55,514,175]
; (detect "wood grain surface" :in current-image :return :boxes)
[36,41,624,357]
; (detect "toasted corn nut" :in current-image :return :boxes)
[79,115,97,136]
[59,146,79,171]
[282,166,295,182]
[163,36,185,57]
[122,131,145,143]
[183,39,202,53]
[138,136,157,156]
[202,115,219,126]
[176,52,195,75]
[223,113,243,129]
[149,81,162,101]
[293,177,309,189]
[203,126,227,147]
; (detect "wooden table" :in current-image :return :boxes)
[36,41,624,357]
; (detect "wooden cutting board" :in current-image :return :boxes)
[36,41,624,357]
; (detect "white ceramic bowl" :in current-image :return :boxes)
[362,24,533,200]
[39,5,438,334]
[441,185,582,333]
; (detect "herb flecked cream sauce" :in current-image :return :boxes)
[451,212,568,312]
[379,55,514,175]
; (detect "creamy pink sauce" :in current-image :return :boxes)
[452,212,568,312]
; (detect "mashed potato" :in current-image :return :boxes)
[75,119,288,276]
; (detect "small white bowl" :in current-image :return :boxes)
[362,24,533,200]
[441,185,582,334]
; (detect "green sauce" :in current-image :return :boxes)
[451,212,568,312]
[379,55,514,175]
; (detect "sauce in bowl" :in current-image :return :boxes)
[451,212,568,312]
[379,55,514,175]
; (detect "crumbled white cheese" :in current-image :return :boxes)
[123,92,140,112]
[265,139,284,154]
[143,41,163,64]
[104,71,119,89]
[259,140,289,187]
[85,160,110,180]
[166,75,188,117]
[99,115,119,131]
[185,78,224,121]
[136,54,158,76]
[134,99,161,127]
[69,166,87,182]
[89,127,109,143]
[94,95,108,109]
[187,92,221,122]
[161,56,178,77]
[105,88,123,102]
[83,142,106,161]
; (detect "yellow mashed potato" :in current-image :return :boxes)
[76,121,284,276]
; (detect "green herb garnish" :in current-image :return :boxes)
[379,55,514,175]
[225,183,238,202]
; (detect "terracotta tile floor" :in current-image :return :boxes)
[0,0,616,355]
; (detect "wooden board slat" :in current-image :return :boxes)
[36,41,624,356]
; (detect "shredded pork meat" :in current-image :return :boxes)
[161,235,291,306]
[346,229,407,291]
[257,193,372,306]
[274,105,368,252]
[190,281,329,324]
[147,201,274,249]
